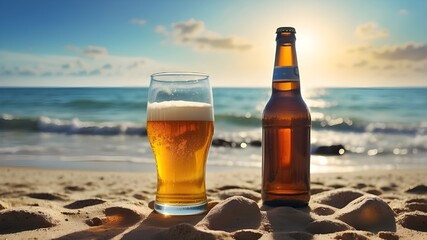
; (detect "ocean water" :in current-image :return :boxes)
[0,87,426,173]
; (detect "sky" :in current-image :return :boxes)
[0,0,426,88]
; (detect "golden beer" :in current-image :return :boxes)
[147,100,214,212]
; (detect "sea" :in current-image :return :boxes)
[1,87,426,173]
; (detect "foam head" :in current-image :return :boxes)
[147,100,214,121]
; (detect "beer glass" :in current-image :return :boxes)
[147,72,214,215]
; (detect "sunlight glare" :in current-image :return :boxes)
[297,30,320,58]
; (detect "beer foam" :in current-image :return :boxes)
[147,100,214,121]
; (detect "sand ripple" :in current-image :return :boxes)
[1,168,426,239]
[397,211,427,232]
[159,223,219,240]
[312,188,365,208]
[217,189,261,202]
[63,198,106,209]
[198,196,261,232]
[336,196,396,233]
[27,192,68,201]
[306,219,353,234]
[0,208,58,234]
[0,200,8,210]
[405,184,427,194]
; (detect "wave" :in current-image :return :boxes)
[215,114,261,126]
[311,117,426,135]
[0,114,39,131]
[214,113,425,135]
[65,99,146,109]
[1,114,426,159]
[1,113,425,137]
[0,114,146,136]
[0,145,48,154]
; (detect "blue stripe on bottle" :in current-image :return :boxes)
[273,66,299,81]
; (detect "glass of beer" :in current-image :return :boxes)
[146,72,214,215]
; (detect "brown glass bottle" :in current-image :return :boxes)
[262,27,311,207]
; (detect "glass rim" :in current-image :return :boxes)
[151,72,209,82]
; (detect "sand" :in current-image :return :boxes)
[0,167,426,240]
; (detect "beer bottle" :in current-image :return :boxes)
[262,27,311,207]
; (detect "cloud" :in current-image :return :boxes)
[88,69,101,76]
[414,65,427,72]
[0,49,167,79]
[66,45,109,59]
[347,45,373,54]
[82,45,109,58]
[344,42,427,77]
[355,22,388,40]
[193,37,251,51]
[127,60,145,69]
[156,18,252,51]
[130,18,146,26]
[62,63,71,69]
[155,25,168,35]
[102,63,113,69]
[65,45,80,53]
[374,43,427,61]
[353,60,368,68]
[383,64,395,70]
[398,9,408,15]
[8,67,40,76]
[173,18,204,36]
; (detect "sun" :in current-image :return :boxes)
[296,30,320,58]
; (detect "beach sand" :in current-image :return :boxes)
[0,167,426,240]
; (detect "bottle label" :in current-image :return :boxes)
[273,66,300,81]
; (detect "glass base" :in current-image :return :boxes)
[154,201,208,216]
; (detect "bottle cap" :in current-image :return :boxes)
[276,27,296,33]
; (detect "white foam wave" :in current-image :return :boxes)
[0,146,46,154]
[58,155,153,164]
[312,129,427,156]
[38,116,146,135]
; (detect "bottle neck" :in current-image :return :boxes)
[272,81,301,92]
[272,32,300,92]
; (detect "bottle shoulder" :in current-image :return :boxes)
[264,94,310,112]
[263,94,311,123]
